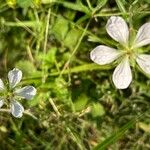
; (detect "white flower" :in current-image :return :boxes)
[90,16,150,89]
[0,68,37,118]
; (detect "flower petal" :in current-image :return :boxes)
[112,57,132,89]
[133,23,150,48]
[106,16,129,45]
[136,54,150,74]
[8,68,22,88]
[0,99,4,108]
[90,45,121,65]
[15,86,37,100]
[10,101,24,118]
[0,79,5,91]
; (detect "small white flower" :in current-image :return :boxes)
[0,68,37,118]
[90,16,150,89]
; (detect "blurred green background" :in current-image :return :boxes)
[0,0,150,149]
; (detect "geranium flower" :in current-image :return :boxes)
[0,68,36,118]
[90,16,150,89]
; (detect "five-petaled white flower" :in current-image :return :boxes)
[0,68,36,118]
[90,16,150,89]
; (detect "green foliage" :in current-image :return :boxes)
[5,0,16,7]
[74,94,88,111]
[64,28,82,49]
[94,118,136,150]
[17,0,33,8]
[91,102,105,117]
[15,60,36,76]
[52,17,69,41]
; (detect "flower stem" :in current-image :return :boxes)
[0,109,38,120]
[49,98,61,116]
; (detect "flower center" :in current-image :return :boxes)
[5,91,14,103]
[124,46,135,58]
[2,84,15,103]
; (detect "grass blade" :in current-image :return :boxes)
[93,112,145,150]
[115,0,127,13]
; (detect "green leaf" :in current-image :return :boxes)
[47,47,57,64]
[64,28,82,49]
[37,47,57,68]
[33,0,41,7]
[91,103,105,117]
[51,78,70,103]
[42,0,91,15]
[15,60,36,77]
[74,94,88,111]
[37,47,57,65]
[54,1,91,15]
[64,10,76,21]
[6,0,16,7]
[17,0,33,8]
[52,17,69,41]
